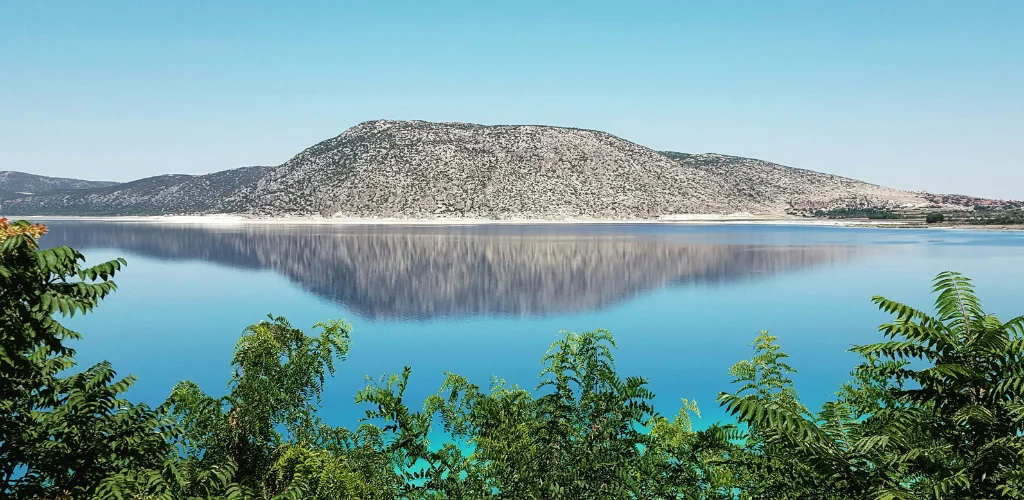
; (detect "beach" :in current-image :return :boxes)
[10,213,1022,230]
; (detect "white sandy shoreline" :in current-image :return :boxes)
[9,213,881,226]
[9,213,1019,231]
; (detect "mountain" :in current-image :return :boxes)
[0,167,271,216]
[0,171,119,199]
[1,120,935,218]
[659,152,928,212]
[40,221,863,319]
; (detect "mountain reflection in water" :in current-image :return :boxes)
[42,222,863,320]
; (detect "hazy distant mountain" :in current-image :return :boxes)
[1,167,271,216]
[2,120,935,218]
[0,171,119,199]
[41,222,863,319]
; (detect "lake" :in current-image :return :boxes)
[42,221,1024,434]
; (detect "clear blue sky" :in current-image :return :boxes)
[2,1,1021,199]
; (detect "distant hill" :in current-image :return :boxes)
[0,171,119,200]
[1,167,271,216]
[1,120,940,218]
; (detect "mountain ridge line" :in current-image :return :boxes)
[0,119,1001,218]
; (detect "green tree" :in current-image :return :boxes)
[159,315,396,499]
[714,332,853,499]
[357,329,665,499]
[0,218,171,498]
[925,212,945,223]
[648,400,741,498]
[720,272,1024,498]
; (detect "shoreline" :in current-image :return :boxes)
[8,213,1023,231]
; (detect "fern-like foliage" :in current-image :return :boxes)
[354,329,667,499]
[95,458,247,499]
[719,272,1024,499]
[1,219,171,498]
[649,400,744,498]
[158,316,388,499]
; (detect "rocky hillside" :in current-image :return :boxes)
[660,152,928,212]
[41,222,862,319]
[2,120,936,218]
[1,167,271,216]
[0,171,119,199]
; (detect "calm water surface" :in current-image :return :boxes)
[42,222,1024,432]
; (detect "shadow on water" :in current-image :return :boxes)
[41,222,870,320]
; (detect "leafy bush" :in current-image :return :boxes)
[926,212,946,223]
[0,218,171,498]
[967,210,1024,225]
[722,271,1024,498]
[813,208,903,219]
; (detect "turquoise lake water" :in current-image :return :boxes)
[43,222,1024,434]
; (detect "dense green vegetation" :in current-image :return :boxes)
[963,209,1024,225]
[812,208,903,220]
[4,218,1024,499]
[812,206,1024,226]
[922,209,1024,226]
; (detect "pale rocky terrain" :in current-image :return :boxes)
[3,120,941,218]
[1,167,270,216]
[0,171,119,199]
[43,222,863,319]
[661,152,930,212]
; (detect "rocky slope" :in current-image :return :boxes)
[2,120,936,218]
[661,152,929,212]
[1,167,271,216]
[0,171,119,199]
[41,222,862,319]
